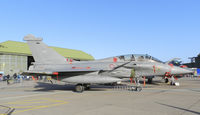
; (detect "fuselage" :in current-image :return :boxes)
[30,54,193,80]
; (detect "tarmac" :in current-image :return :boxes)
[0,77,200,115]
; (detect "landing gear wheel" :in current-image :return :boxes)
[135,86,142,92]
[147,78,152,84]
[75,85,84,93]
[165,78,169,83]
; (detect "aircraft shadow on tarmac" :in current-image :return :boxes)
[125,80,169,87]
[31,79,174,92]
[32,82,114,92]
[156,102,200,115]
[124,80,165,85]
[144,81,164,85]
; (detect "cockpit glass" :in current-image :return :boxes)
[118,54,163,63]
[152,57,163,63]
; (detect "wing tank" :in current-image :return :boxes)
[62,75,121,84]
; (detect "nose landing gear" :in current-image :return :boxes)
[164,78,169,83]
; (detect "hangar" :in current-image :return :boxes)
[0,40,94,75]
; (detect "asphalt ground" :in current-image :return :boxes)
[0,77,200,115]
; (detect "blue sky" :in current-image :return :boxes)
[0,0,199,62]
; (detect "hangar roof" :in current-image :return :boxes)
[0,41,94,61]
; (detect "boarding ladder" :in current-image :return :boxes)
[113,84,142,92]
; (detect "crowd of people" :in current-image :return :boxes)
[0,73,32,85]
[0,73,53,85]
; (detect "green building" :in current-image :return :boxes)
[0,40,94,75]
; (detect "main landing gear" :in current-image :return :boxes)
[75,84,84,93]
[147,78,153,84]
[75,84,91,93]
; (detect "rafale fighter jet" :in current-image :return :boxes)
[23,34,193,92]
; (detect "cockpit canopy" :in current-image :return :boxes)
[117,54,163,63]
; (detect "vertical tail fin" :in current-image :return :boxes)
[24,34,67,64]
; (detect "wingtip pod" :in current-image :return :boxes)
[23,34,43,41]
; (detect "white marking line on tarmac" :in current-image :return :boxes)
[0,91,67,101]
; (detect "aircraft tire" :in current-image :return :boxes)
[165,78,169,83]
[147,78,153,84]
[75,85,84,93]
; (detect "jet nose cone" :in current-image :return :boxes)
[181,68,193,74]
[172,66,193,75]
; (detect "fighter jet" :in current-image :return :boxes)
[23,34,193,92]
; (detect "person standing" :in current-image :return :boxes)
[6,74,10,85]
[0,74,2,81]
[13,73,17,83]
[17,74,21,83]
[130,68,135,84]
